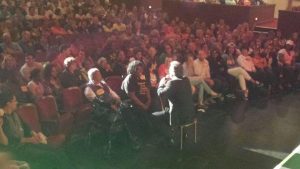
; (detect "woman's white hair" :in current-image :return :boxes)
[63,56,76,68]
[87,68,99,82]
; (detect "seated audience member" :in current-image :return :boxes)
[97,57,114,79]
[237,47,257,73]
[122,60,151,111]
[238,47,264,84]
[193,49,225,93]
[60,57,84,88]
[121,61,152,137]
[277,40,297,88]
[0,90,75,169]
[1,55,32,103]
[223,43,259,99]
[42,63,62,96]
[19,31,36,55]
[112,18,127,32]
[158,57,173,79]
[158,44,173,66]
[79,57,95,83]
[252,50,275,90]
[113,50,128,77]
[193,50,214,86]
[20,54,43,82]
[0,32,23,60]
[183,54,221,110]
[208,49,228,80]
[84,68,124,152]
[103,21,114,33]
[157,61,196,143]
[25,6,39,21]
[147,46,158,66]
[27,69,45,99]
[84,68,120,105]
[145,61,160,112]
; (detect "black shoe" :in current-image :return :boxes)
[197,104,207,113]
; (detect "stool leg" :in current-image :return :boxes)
[180,126,183,150]
[194,121,197,143]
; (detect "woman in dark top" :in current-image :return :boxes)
[121,60,151,111]
[0,90,76,169]
[121,60,153,138]
[43,63,62,96]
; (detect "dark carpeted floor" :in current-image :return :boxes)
[64,92,300,169]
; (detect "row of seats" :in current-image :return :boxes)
[16,76,124,146]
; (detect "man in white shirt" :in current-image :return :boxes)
[237,47,263,87]
[193,50,214,86]
[237,47,256,73]
[19,54,43,82]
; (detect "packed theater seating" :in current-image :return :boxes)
[0,0,299,168]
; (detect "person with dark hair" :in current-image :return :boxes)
[18,31,36,55]
[113,50,128,77]
[121,60,152,139]
[157,61,196,143]
[97,57,114,79]
[223,43,259,99]
[42,63,62,96]
[1,54,32,103]
[0,32,23,61]
[276,40,297,88]
[19,54,43,82]
[27,68,44,99]
[122,60,151,111]
[0,90,76,169]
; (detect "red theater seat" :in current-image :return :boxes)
[17,103,66,147]
[105,76,123,97]
[35,95,74,135]
[62,87,93,128]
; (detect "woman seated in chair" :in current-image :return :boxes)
[84,68,121,111]
[0,90,75,169]
[84,68,122,129]
[84,68,139,152]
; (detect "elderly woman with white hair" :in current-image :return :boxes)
[84,68,139,152]
[59,56,85,88]
[84,67,120,106]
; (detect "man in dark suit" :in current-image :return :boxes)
[157,61,195,127]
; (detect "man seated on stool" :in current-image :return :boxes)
[157,61,196,144]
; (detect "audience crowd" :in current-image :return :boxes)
[0,0,300,168]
